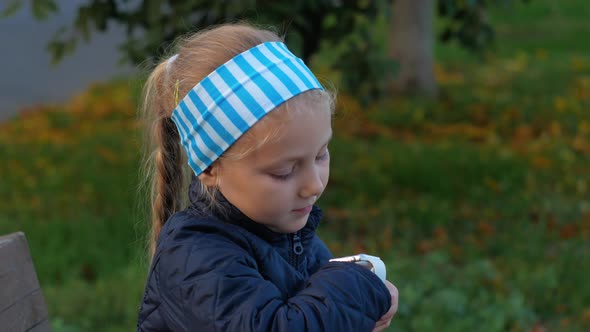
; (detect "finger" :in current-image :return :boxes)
[380,302,396,321]
[381,311,394,322]
[372,325,384,332]
[374,315,393,329]
[376,314,393,326]
[372,318,392,332]
[385,281,399,315]
[375,298,396,326]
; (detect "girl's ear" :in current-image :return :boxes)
[197,165,219,188]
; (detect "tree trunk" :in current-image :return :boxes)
[388,0,437,97]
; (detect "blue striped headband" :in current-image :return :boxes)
[170,41,324,176]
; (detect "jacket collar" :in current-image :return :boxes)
[188,175,322,243]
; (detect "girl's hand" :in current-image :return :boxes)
[372,280,398,332]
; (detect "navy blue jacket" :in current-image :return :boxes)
[137,187,391,331]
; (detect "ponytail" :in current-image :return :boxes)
[140,59,188,258]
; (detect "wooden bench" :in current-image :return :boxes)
[0,232,50,331]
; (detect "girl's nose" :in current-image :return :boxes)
[300,167,324,199]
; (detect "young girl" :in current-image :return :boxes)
[137,23,398,331]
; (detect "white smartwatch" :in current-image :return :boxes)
[329,254,386,282]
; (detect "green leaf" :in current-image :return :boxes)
[146,0,161,24]
[0,0,22,19]
[324,13,337,28]
[47,26,72,65]
[31,0,58,20]
[75,7,90,41]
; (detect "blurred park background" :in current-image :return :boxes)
[0,0,589,331]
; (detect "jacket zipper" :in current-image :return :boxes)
[291,231,303,268]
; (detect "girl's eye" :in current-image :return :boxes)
[271,172,292,181]
[316,149,330,161]
[270,169,294,180]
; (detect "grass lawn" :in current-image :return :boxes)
[1,0,589,331]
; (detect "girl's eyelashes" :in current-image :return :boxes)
[269,166,295,180]
[270,171,293,181]
[316,149,330,161]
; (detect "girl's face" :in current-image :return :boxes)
[206,99,332,234]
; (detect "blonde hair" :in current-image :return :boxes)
[140,23,335,258]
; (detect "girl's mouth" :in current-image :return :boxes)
[292,205,312,214]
